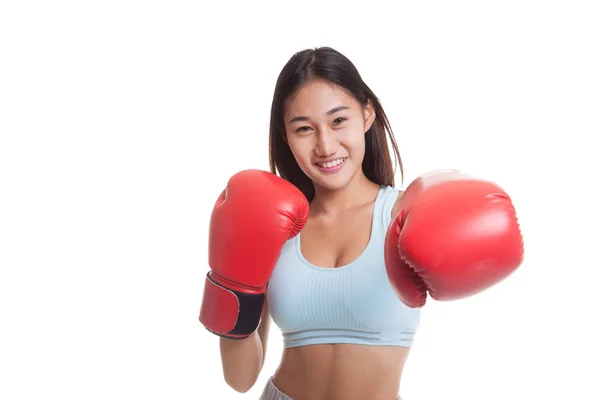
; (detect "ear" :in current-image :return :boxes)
[363,99,376,133]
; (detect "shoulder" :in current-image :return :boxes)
[378,186,403,226]
[391,189,405,219]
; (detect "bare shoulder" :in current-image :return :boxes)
[391,189,405,219]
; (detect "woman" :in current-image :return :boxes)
[199,45,524,399]
[229,46,417,400]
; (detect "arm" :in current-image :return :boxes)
[199,170,307,339]
[199,170,308,391]
[219,302,272,393]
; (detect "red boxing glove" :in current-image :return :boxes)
[384,170,524,308]
[199,170,309,338]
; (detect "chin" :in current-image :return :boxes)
[313,179,349,192]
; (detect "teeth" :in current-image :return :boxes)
[318,158,345,168]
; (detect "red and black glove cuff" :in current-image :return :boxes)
[198,272,265,339]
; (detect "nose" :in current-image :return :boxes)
[314,129,337,157]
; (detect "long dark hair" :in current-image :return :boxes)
[268,46,403,202]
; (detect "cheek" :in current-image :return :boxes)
[287,136,311,164]
[343,128,366,155]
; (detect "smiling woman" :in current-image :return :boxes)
[198,46,524,400]
[263,47,417,400]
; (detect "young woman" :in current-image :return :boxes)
[205,46,418,400]
[199,46,524,400]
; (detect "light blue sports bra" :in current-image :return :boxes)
[266,186,421,348]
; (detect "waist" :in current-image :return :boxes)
[273,344,408,399]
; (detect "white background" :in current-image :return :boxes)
[1,1,599,399]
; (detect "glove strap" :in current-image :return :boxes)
[198,272,265,339]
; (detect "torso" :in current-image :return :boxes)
[270,184,410,400]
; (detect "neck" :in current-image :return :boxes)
[310,171,380,215]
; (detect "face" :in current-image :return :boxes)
[283,79,376,192]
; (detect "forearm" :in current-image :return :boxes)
[219,332,264,393]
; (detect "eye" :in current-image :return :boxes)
[295,126,312,133]
[332,117,347,126]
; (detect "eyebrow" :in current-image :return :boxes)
[288,106,350,124]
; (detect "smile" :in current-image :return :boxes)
[315,157,347,172]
